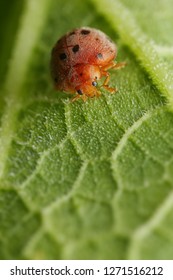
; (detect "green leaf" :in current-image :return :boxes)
[0,0,173,260]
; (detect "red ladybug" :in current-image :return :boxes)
[50,27,125,101]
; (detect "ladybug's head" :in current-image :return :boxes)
[75,64,101,97]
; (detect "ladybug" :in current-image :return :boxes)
[50,27,125,101]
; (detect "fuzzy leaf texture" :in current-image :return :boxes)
[0,0,173,260]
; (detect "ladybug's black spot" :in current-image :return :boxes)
[95,37,99,41]
[72,44,79,53]
[69,31,76,36]
[59,53,67,60]
[77,89,83,95]
[81,29,90,35]
[97,53,103,59]
[80,73,83,77]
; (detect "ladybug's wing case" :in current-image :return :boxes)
[65,28,117,66]
[50,35,72,90]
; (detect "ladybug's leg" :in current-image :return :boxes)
[102,61,126,71]
[100,61,126,93]
[100,70,117,93]
[81,95,88,102]
[85,89,101,98]
[94,89,101,97]
[71,94,88,102]
[111,61,126,70]
[70,94,81,102]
